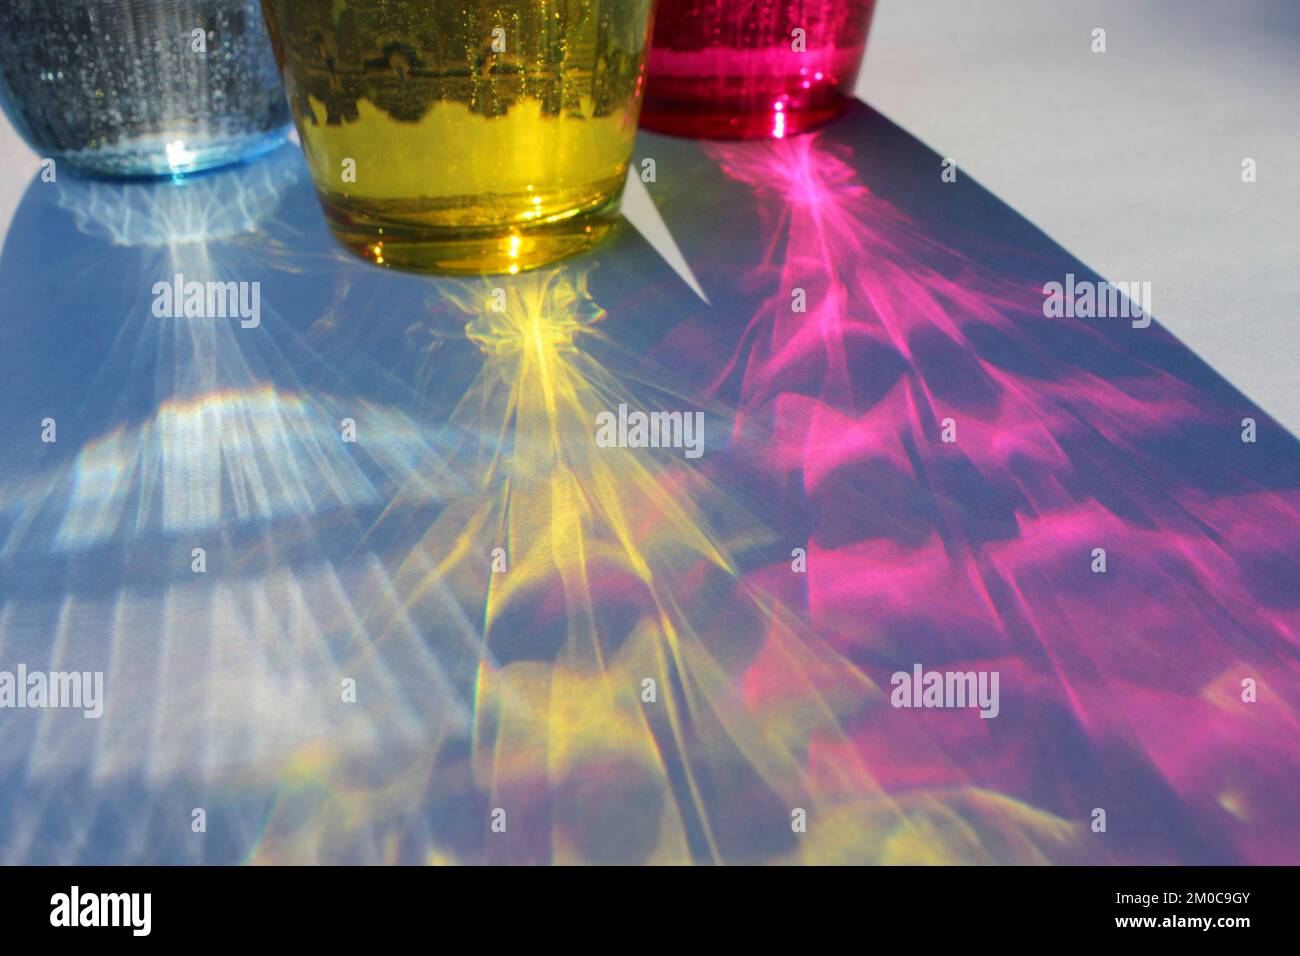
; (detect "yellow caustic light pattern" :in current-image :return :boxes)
[262,0,654,274]
[403,271,860,862]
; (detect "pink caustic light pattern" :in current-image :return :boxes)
[641,0,877,138]
[688,134,1300,863]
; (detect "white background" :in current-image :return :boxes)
[857,0,1298,434]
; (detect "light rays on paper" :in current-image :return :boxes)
[4,120,1295,866]
[0,152,476,864]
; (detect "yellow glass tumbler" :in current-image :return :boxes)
[261,0,656,274]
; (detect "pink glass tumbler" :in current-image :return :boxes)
[640,0,876,138]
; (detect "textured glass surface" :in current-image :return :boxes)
[642,0,875,138]
[0,0,290,176]
[261,0,655,274]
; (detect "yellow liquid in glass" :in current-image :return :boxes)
[262,0,654,273]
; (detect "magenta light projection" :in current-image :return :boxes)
[641,125,1300,864]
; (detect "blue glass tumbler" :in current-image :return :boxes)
[0,0,290,177]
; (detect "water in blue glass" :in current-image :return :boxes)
[0,0,290,177]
